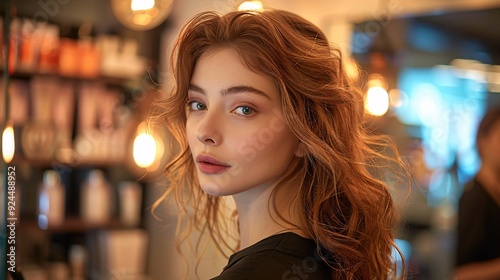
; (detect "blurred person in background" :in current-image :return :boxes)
[455,108,500,280]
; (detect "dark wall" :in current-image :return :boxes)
[352,8,500,67]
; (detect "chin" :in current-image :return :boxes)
[199,182,231,197]
[196,170,236,196]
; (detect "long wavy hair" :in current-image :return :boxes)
[153,9,406,279]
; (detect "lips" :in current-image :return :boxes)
[196,154,230,174]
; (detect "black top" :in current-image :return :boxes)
[211,232,332,280]
[456,179,500,266]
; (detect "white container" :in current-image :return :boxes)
[81,169,111,224]
[119,181,142,227]
[38,170,65,229]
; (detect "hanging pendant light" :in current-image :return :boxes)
[238,1,264,12]
[112,0,174,31]
[2,121,15,164]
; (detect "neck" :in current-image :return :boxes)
[477,165,500,204]
[233,180,308,250]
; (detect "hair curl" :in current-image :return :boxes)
[152,9,407,279]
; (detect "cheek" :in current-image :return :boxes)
[237,126,296,162]
[185,120,197,146]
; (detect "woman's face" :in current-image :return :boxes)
[480,120,500,169]
[186,48,302,197]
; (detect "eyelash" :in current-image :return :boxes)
[186,99,206,111]
[232,105,257,117]
[186,99,258,117]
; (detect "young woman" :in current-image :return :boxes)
[455,108,500,279]
[154,9,405,279]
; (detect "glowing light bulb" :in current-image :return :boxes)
[131,0,155,11]
[112,0,173,31]
[2,122,15,163]
[365,86,389,116]
[238,1,264,12]
[133,132,156,168]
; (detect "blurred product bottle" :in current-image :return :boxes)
[19,19,42,71]
[38,23,60,72]
[78,38,100,78]
[119,181,142,227]
[0,17,3,66]
[58,38,79,76]
[38,170,65,229]
[69,244,87,280]
[81,169,111,224]
[9,18,21,73]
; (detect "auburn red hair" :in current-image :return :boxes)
[153,9,406,279]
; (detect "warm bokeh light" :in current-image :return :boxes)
[112,0,173,30]
[367,73,388,90]
[389,89,406,108]
[344,57,360,81]
[2,122,15,163]
[133,132,157,168]
[131,0,155,11]
[129,120,166,176]
[238,1,264,12]
[133,13,153,26]
[365,86,389,116]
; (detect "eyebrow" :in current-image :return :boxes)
[188,84,271,100]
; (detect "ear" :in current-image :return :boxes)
[294,141,306,157]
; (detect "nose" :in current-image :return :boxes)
[196,111,222,145]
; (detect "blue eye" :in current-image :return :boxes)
[188,101,206,111]
[234,106,255,116]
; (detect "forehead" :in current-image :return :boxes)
[193,47,255,77]
[190,48,279,99]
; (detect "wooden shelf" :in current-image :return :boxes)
[1,66,142,87]
[11,153,127,169]
[19,217,138,233]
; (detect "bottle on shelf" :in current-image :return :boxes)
[69,244,87,280]
[81,169,111,224]
[38,170,65,229]
[118,181,142,227]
